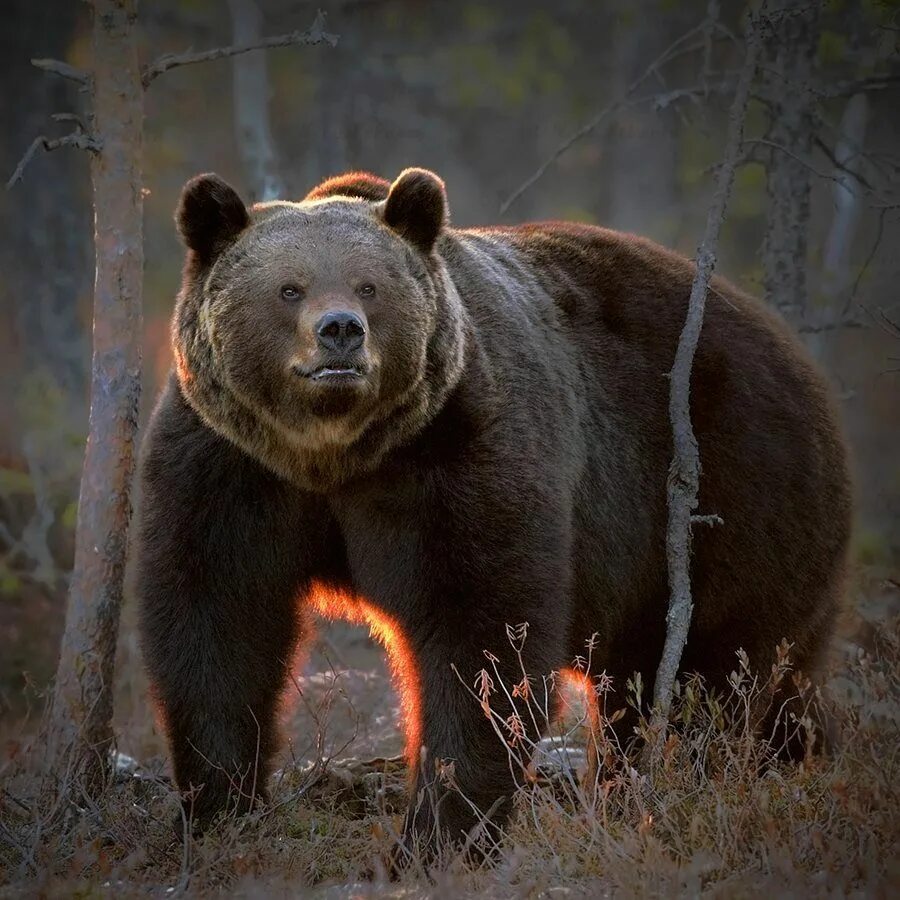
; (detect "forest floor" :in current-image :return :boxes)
[1,575,899,898]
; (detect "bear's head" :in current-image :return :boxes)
[171,169,468,491]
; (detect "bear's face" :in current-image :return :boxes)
[172,169,466,488]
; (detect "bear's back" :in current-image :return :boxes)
[440,219,851,636]
[445,219,839,449]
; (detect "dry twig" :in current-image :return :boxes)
[30,57,89,85]
[499,20,718,214]
[141,9,337,87]
[7,132,101,190]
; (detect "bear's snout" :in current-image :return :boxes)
[316,310,367,354]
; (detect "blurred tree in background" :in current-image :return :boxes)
[0,0,898,731]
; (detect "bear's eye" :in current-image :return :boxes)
[357,283,376,299]
[280,284,302,302]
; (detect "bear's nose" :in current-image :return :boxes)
[315,311,366,353]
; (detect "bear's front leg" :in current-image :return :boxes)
[394,584,570,861]
[398,614,567,861]
[331,451,575,861]
[136,383,329,830]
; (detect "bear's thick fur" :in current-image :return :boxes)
[137,168,852,849]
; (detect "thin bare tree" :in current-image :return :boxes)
[227,0,286,202]
[648,8,764,741]
[8,0,336,792]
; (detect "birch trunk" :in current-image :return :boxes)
[227,0,285,201]
[821,93,869,304]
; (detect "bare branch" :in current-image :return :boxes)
[6,131,101,189]
[877,307,900,339]
[845,206,891,314]
[650,75,740,111]
[499,17,723,214]
[745,138,843,187]
[700,0,721,97]
[814,135,874,192]
[51,112,89,130]
[499,74,744,217]
[142,9,338,88]
[691,514,724,527]
[814,107,899,185]
[823,73,900,99]
[650,8,763,727]
[31,57,89,85]
[796,318,865,334]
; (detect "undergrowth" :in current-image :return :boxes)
[1,612,898,898]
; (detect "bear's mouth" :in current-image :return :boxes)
[312,366,362,380]
[294,362,366,382]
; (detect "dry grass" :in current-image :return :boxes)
[1,601,899,898]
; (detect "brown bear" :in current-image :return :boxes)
[136,167,852,852]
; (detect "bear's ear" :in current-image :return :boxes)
[381,168,448,255]
[176,174,249,265]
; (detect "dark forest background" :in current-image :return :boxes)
[1,0,898,726]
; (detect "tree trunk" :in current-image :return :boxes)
[227,0,285,201]
[312,2,350,181]
[761,1,820,329]
[47,0,143,789]
[821,93,869,305]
